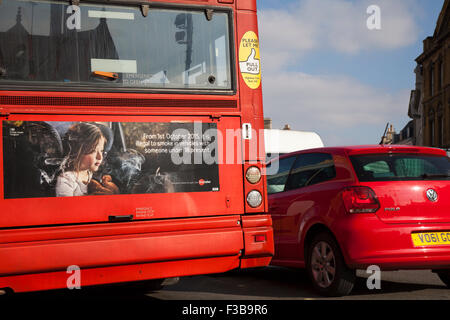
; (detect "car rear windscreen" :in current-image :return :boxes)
[350,153,450,182]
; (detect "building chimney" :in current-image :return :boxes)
[264,118,272,129]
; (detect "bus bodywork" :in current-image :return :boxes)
[0,0,273,292]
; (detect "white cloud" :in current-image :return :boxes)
[258,0,420,67]
[261,71,411,145]
[257,0,419,145]
[258,4,317,70]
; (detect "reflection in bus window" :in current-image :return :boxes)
[0,0,232,90]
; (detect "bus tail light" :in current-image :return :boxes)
[247,190,262,208]
[246,166,261,184]
[243,162,265,212]
[342,186,380,213]
[254,234,266,242]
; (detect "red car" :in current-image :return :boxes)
[267,145,450,296]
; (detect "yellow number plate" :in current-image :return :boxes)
[411,232,450,247]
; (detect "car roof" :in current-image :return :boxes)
[272,145,448,161]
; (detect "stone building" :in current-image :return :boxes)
[415,0,450,149]
[407,64,424,146]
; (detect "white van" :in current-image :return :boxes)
[264,129,324,161]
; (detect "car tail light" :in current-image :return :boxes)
[342,186,380,213]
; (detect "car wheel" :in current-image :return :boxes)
[306,232,356,297]
[434,269,450,287]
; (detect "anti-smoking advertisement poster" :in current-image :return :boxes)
[2,121,219,199]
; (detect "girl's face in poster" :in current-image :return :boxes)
[80,137,105,172]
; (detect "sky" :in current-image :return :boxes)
[256,0,445,146]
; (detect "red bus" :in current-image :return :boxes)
[0,0,273,293]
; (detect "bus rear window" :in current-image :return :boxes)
[0,0,232,90]
[350,153,450,182]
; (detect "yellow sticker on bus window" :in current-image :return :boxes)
[239,31,261,89]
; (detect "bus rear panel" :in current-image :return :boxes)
[0,0,273,292]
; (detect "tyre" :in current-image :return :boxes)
[434,269,450,287]
[306,232,356,297]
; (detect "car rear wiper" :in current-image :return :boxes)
[91,71,119,81]
[420,173,450,179]
[0,67,7,77]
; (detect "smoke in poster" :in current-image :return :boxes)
[2,120,220,199]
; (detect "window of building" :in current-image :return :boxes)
[437,105,443,147]
[430,119,435,146]
[429,108,435,146]
[430,63,434,96]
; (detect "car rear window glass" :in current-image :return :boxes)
[266,156,296,194]
[350,153,450,182]
[285,153,336,190]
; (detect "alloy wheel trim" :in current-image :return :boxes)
[311,241,336,288]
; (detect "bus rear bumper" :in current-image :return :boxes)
[240,214,274,269]
[0,214,273,292]
[0,256,241,293]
